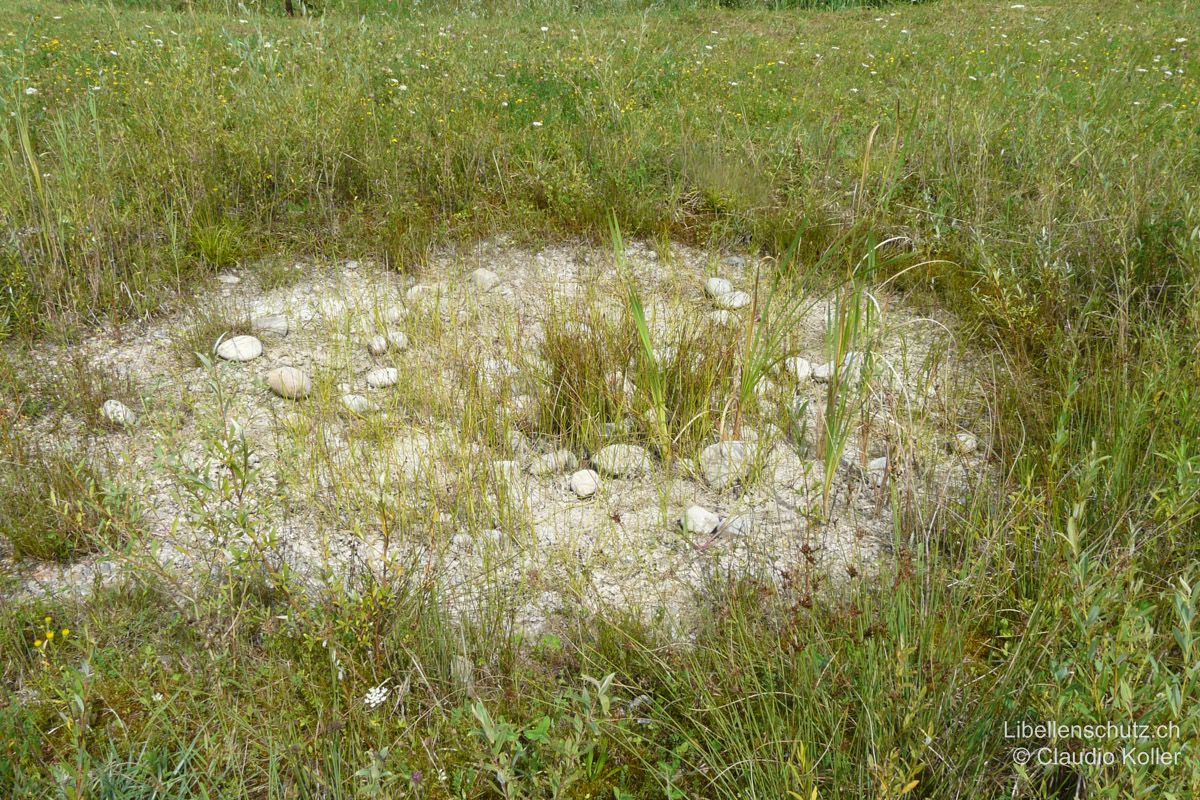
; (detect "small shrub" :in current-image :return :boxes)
[0,432,141,561]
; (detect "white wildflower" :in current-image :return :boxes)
[24,86,37,95]
[364,683,390,709]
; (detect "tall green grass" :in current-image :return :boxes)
[2,0,1200,796]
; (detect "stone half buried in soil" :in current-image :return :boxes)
[679,505,720,536]
[698,440,755,490]
[366,367,399,388]
[251,314,290,337]
[704,277,732,298]
[368,330,409,356]
[267,366,311,399]
[100,399,137,427]
[471,268,501,292]
[570,468,600,498]
[713,290,751,311]
[340,393,375,414]
[592,444,652,478]
[215,334,263,362]
[529,449,577,476]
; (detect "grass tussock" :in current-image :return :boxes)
[0,432,141,561]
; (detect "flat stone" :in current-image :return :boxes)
[267,367,311,399]
[679,505,720,536]
[471,268,501,292]
[593,444,652,478]
[765,445,817,489]
[341,393,374,414]
[569,469,600,498]
[251,314,289,337]
[528,449,577,476]
[953,432,979,455]
[718,514,753,537]
[392,432,433,480]
[100,399,136,427]
[786,356,812,381]
[366,368,399,388]
[215,335,263,362]
[713,290,751,310]
[367,335,389,356]
[699,440,755,490]
[704,277,732,298]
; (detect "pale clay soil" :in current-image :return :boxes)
[1,238,994,636]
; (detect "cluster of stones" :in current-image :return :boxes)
[208,306,418,406]
[704,276,751,311]
[95,262,982,553]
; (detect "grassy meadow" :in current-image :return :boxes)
[3,0,1200,797]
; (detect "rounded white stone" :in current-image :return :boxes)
[528,449,577,476]
[267,367,311,399]
[366,368,399,388]
[341,393,374,414]
[713,290,751,310]
[699,440,754,490]
[570,469,600,498]
[593,444,652,478]
[786,356,812,381]
[100,399,136,427]
[471,268,500,292]
[704,277,732,298]
[679,505,720,536]
[953,432,979,455]
[215,335,263,362]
